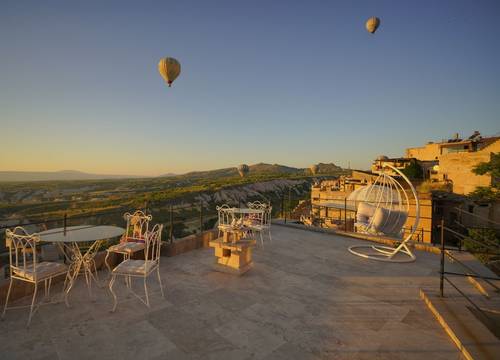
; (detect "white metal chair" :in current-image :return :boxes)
[105,210,152,274]
[247,201,273,245]
[2,227,68,326]
[109,224,164,311]
[216,205,234,239]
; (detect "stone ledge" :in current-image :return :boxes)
[161,229,217,257]
[420,288,500,360]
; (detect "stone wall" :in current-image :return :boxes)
[438,140,499,195]
[406,143,441,161]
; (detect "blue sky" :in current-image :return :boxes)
[1,0,499,175]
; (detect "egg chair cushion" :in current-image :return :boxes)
[371,207,408,236]
[385,210,408,236]
[356,202,376,224]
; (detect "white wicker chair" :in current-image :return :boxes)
[105,210,152,274]
[2,227,68,327]
[109,224,164,311]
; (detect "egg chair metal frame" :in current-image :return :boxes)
[348,164,420,263]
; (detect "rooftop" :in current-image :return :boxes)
[1,226,460,359]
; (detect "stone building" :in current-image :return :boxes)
[406,132,499,195]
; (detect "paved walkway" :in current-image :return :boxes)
[1,226,461,359]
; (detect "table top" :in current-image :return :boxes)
[229,207,264,214]
[39,225,125,243]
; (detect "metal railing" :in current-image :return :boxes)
[0,201,217,257]
[438,216,500,325]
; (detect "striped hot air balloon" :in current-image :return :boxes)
[310,164,319,175]
[238,164,249,177]
[365,17,380,34]
[158,57,181,87]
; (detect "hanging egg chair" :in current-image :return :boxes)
[348,163,420,262]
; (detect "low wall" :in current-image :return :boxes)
[162,229,217,257]
[273,220,441,255]
[0,229,218,307]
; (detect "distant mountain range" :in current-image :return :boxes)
[0,162,346,182]
[0,170,142,182]
[163,162,346,179]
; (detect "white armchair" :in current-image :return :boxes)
[108,224,164,311]
[2,227,68,327]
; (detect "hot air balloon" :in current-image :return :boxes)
[238,164,249,177]
[310,164,319,175]
[158,57,181,87]
[365,17,380,34]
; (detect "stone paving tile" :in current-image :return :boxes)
[147,305,235,355]
[49,319,116,360]
[263,342,321,360]
[214,316,286,359]
[205,287,258,313]
[110,319,178,360]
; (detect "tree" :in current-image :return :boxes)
[401,161,423,179]
[469,152,500,201]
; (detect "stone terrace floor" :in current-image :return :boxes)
[1,225,461,360]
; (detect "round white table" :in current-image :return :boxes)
[39,225,125,306]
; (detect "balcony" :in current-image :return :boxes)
[0,225,464,359]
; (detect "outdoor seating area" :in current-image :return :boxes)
[1,210,164,326]
[0,224,461,359]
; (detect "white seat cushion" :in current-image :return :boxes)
[356,202,376,222]
[108,242,145,254]
[218,224,233,231]
[112,259,156,275]
[13,262,68,281]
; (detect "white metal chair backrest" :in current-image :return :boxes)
[247,201,265,210]
[216,204,233,227]
[144,224,163,265]
[5,227,39,279]
[123,210,152,242]
[248,201,272,226]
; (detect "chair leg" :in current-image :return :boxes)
[2,278,14,320]
[65,261,81,308]
[92,259,100,283]
[268,228,272,243]
[260,231,264,248]
[143,277,150,307]
[27,282,38,327]
[157,267,165,298]
[47,277,52,300]
[109,274,118,313]
[104,251,112,276]
[83,264,92,298]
